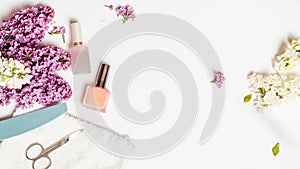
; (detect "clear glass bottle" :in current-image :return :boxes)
[70,22,91,74]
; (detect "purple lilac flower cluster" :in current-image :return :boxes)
[212,71,226,88]
[0,5,72,109]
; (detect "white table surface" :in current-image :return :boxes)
[1,0,300,168]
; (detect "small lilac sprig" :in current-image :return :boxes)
[116,5,136,23]
[211,71,225,88]
[105,5,136,23]
[48,26,66,43]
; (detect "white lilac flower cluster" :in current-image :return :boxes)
[245,39,300,112]
[247,73,300,112]
[0,52,32,89]
[273,39,300,72]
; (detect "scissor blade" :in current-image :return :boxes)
[66,129,83,142]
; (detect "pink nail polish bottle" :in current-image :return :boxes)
[70,22,91,74]
[83,64,110,112]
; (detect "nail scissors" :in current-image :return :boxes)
[25,129,83,169]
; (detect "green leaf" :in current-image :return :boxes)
[17,73,23,79]
[58,58,64,62]
[62,35,66,43]
[122,14,129,24]
[48,31,60,35]
[25,55,31,61]
[272,143,280,156]
[12,67,17,72]
[263,104,269,107]
[292,40,299,47]
[258,88,266,96]
[244,94,252,103]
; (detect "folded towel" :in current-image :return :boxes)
[0,113,133,169]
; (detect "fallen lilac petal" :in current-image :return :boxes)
[104,5,114,10]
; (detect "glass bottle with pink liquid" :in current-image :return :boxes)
[70,22,91,74]
[83,63,111,112]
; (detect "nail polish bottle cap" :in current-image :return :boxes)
[96,64,110,88]
[70,22,83,46]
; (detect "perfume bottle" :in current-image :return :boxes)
[83,64,110,112]
[70,22,91,74]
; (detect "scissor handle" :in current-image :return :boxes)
[25,143,45,160]
[32,155,52,169]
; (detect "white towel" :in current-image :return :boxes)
[0,114,133,169]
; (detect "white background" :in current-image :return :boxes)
[1,0,300,168]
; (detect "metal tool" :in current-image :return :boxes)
[25,129,82,169]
